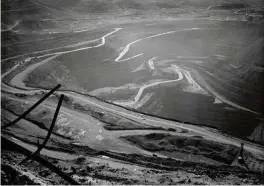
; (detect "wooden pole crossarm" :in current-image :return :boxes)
[2,136,80,185]
[2,84,61,130]
[18,94,64,165]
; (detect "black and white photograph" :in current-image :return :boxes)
[1,0,264,185]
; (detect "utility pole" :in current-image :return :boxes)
[238,143,250,171]
[2,84,61,130]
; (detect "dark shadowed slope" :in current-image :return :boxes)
[201,38,264,114]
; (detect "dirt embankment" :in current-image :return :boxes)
[122,133,264,172]
[2,90,264,184]
[2,137,264,185]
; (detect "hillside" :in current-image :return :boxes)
[2,0,264,185]
[2,0,263,34]
[200,38,264,114]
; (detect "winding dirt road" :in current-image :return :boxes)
[114,64,184,106]
[114,28,219,62]
[2,26,264,160]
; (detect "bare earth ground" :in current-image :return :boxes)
[2,0,264,185]
[1,91,264,184]
[1,136,264,185]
